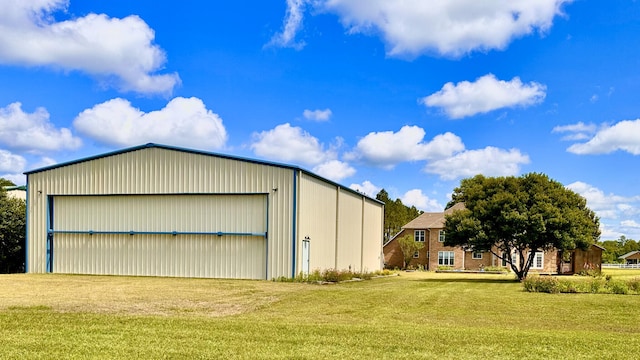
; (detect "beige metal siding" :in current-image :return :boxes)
[362,198,384,272]
[336,189,363,271]
[51,195,266,279]
[297,174,338,272]
[54,234,265,279]
[53,194,266,233]
[27,147,294,278]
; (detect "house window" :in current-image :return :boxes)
[531,252,544,269]
[472,251,483,259]
[414,230,425,242]
[438,230,445,242]
[413,251,420,258]
[438,251,454,266]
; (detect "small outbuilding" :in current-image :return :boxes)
[619,251,640,265]
[25,143,383,279]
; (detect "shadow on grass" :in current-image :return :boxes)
[412,277,519,284]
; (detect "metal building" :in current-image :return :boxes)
[25,143,383,280]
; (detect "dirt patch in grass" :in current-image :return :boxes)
[0,274,292,317]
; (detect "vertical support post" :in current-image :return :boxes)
[24,179,29,273]
[46,195,54,273]
[291,170,298,278]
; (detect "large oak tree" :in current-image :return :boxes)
[444,173,600,280]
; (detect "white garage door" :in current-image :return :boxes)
[49,194,267,279]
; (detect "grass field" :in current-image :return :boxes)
[1,270,639,359]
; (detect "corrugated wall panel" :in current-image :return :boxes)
[336,189,363,271]
[362,198,383,272]
[27,147,294,278]
[297,174,338,272]
[53,234,265,279]
[53,195,266,233]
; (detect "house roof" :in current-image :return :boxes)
[23,143,382,205]
[618,250,640,259]
[402,202,465,230]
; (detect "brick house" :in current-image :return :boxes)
[383,203,603,274]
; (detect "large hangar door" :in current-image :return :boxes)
[50,194,268,279]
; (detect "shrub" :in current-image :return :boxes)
[627,277,640,293]
[483,266,508,273]
[524,276,639,295]
[523,276,560,294]
[437,266,454,271]
[587,278,606,294]
[578,269,602,278]
[606,280,629,295]
[557,279,578,293]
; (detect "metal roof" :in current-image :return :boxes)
[618,250,640,259]
[24,143,382,204]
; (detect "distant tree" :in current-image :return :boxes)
[377,189,424,242]
[0,178,15,188]
[444,173,600,281]
[0,188,26,273]
[599,240,623,263]
[397,234,424,269]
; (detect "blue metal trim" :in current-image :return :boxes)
[22,143,383,205]
[265,195,270,280]
[24,179,29,273]
[46,195,53,273]
[45,192,270,197]
[47,230,267,237]
[291,169,298,278]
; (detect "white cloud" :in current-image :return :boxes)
[346,126,464,169]
[424,147,530,180]
[566,181,640,240]
[599,224,623,241]
[318,0,572,57]
[251,123,335,166]
[303,108,332,122]
[73,97,227,149]
[566,119,640,155]
[313,160,355,182]
[349,180,380,197]
[621,220,640,228]
[0,102,82,152]
[422,74,546,119]
[401,189,443,212]
[552,122,597,133]
[0,0,179,94]
[552,121,596,141]
[266,0,307,49]
[32,156,57,169]
[0,149,26,173]
[566,182,640,220]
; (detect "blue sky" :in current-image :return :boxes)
[1,0,639,240]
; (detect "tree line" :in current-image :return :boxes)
[599,236,640,263]
[375,189,423,243]
[0,178,26,273]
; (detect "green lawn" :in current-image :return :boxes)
[1,271,639,359]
